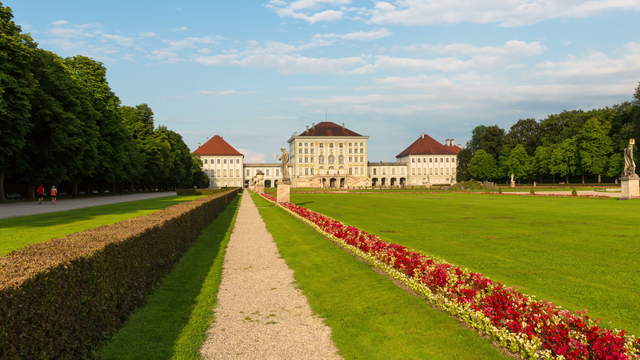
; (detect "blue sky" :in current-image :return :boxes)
[7,0,640,162]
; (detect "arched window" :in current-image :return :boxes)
[319,155,324,164]
[329,143,334,148]
[328,155,335,164]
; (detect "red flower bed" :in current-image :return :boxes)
[259,193,639,360]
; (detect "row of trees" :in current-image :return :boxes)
[0,3,207,200]
[457,85,640,184]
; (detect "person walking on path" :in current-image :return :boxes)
[36,184,45,204]
[200,192,340,360]
[50,185,58,205]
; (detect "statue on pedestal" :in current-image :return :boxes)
[278,148,291,185]
[623,139,636,177]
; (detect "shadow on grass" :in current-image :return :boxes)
[0,196,194,229]
[96,197,239,360]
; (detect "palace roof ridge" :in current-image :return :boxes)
[193,135,243,156]
[396,134,460,158]
[296,121,363,137]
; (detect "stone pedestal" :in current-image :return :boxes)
[621,175,640,199]
[277,184,291,203]
[255,185,264,194]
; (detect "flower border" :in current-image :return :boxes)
[258,192,639,360]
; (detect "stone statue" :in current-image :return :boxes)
[623,138,636,177]
[277,148,291,184]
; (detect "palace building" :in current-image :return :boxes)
[194,122,461,189]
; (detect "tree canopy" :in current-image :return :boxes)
[457,82,640,184]
[0,3,199,199]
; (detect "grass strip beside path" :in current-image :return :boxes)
[0,195,201,256]
[251,193,508,360]
[97,196,240,360]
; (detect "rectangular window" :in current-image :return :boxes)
[236,169,239,177]
[217,159,220,164]
[304,168,308,175]
[412,168,415,175]
[412,158,415,163]
[299,148,303,154]
[310,168,314,175]
[429,158,432,163]
[246,169,250,176]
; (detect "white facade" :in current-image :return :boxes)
[399,154,457,185]
[288,136,370,188]
[197,124,460,189]
[200,155,244,188]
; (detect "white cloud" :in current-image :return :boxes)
[44,22,138,61]
[199,90,256,96]
[149,36,222,63]
[139,31,157,38]
[173,26,189,32]
[407,40,545,57]
[314,28,391,41]
[537,42,640,79]
[294,42,640,116]
[267,0,350,22]
[195,40,365,74]
[369,0,640,27]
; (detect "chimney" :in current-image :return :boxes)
[450,139,456,146]
[421,134,425,139]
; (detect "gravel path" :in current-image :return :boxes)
[200,191,341,360]
[0,192,176,219]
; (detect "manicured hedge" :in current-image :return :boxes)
[176,187,239,196]
[0,189,239,359]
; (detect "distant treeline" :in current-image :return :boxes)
[0,3,208,200]
[457,84,640,184]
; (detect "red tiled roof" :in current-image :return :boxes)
[193,135,243,156]
[448,145,463,155]
[396,134,459,158]
[298,122,363,137]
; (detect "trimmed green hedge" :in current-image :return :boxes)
[176,187,240,196]
[0,189,239,359]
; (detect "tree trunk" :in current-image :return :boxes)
[72,182,79,197]
[581,175,585,184]
[566,176,569,184]
[598,174,601,183]
[27,183,35,201]
[0,171,5,202]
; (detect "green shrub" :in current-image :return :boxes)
[176,187,239,196]
[0,189,239,359]
[571,188,578,196]
[450,180,497,192]
[530,188,535,195]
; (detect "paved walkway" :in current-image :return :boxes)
[201,192,340,360]
[0,192,176,219]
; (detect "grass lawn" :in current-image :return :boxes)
[97,195,239,360]
[252,193,508,360]
[0,195,202,256]
[291,192,640,336]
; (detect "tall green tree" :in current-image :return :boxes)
[65,56,129,192]
[549,138,578,183]
[20,50,100,197]
[576,117,612,183]
[505,119,541,154]
[0,3,37,200]
[468,150,498,181]
[534,145,553,180]
[504,144,533,182]
[455,147,473,181]
[467,125,505,159]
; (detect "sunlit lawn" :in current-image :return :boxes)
[0,195,202,256]
[291,192,640,335]
[252,193,507,360]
